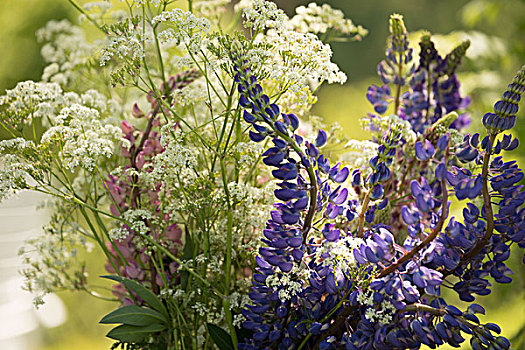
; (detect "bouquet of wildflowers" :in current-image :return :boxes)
[0,1,523,349]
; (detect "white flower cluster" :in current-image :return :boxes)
[287,3,366,37]
[20,201,92,307]
[153,8,210,53]
[357,289,397,325]
[0,80,120,129]
[0,81,62,117]
[208,182,273,257]
[82,1,112,14]
[0,155,34,202]
[316,235,364,273]
[242,0,287,32]
[171,78,210,106]
[228,291,251,327]
[0,138,49,202]
[255,25,346,93]
[361,114,417,143]
[234,142,264,169]
[193,0,230,19]
[127,0,162,7]
[341,140,379,171]
[265,264,309,301]
[100,25,146,67]
[40,104,122,171]
[37,20,95,85]
[150,128,199,187]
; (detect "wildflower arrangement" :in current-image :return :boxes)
[0,1,523,350]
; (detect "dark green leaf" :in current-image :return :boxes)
[106,323,166,343]
[180,231,194,290]
[101,274,123,283]
[100,305,167,326]
[101,275,168,318]
[207,323,234,350]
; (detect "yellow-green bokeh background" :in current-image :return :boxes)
[0,0,523,349]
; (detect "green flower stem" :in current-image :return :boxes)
[393,52,404,114]
[298,291,352,350]
[186,48,227,108]
[137,230,227,300]
[405,303,444,315]
[67,0,104,33]
[200,50,230,96]
[220,157,239,346]
[210,83,236,173]
[150,16,168,92]
[156,96,218,153]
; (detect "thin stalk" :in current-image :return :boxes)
[357,189,372,237]
[137,230,226,299]
[378,143,450,278]
[67,0,105,33]
[457,134,496,262]
[222,209,238,346]
[393,52,404,114]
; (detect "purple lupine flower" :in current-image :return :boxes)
[230,26,524,350]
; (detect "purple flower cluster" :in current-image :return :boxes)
[367,18,471,133]
[105,70,199,302]
[231,14,525,350]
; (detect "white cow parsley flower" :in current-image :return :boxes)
[40,104,122,171]
[37,20,95,85]
[242,0,287,32]
[316,235,364,272]
[358,289,397,325]
[153,8,210,53]
[341,140,379,171]
[266,264,309,302]
[287,3,367,38]
[193,0,230,19]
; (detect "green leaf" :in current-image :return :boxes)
[100,305,167,326]
[100,275,168,318]
[207,323,234,350]
[106,323,166,343]
[180,232,194,290]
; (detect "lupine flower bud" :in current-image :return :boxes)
[389,14,409,54]
[483,65,525,134]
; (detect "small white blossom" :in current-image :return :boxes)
[242,0,287,32]
[264,264,310,302]
[193,0,230,19]
[358,289,397,325]
[37,20,95,84]
[287,3,367,38]
[40,104,122,171]
[316,235,364,272]
[152,9,210,53]
[341,140,379,171]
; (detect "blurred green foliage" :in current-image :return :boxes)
[0,0,70,92]
[1,0,523,349]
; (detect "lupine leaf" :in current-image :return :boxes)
[207,323,234,350]
[100,305,167,326]
[100,275,168,317]
[106,323,166,343]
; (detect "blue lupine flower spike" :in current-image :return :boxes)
[483,65,525,135]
